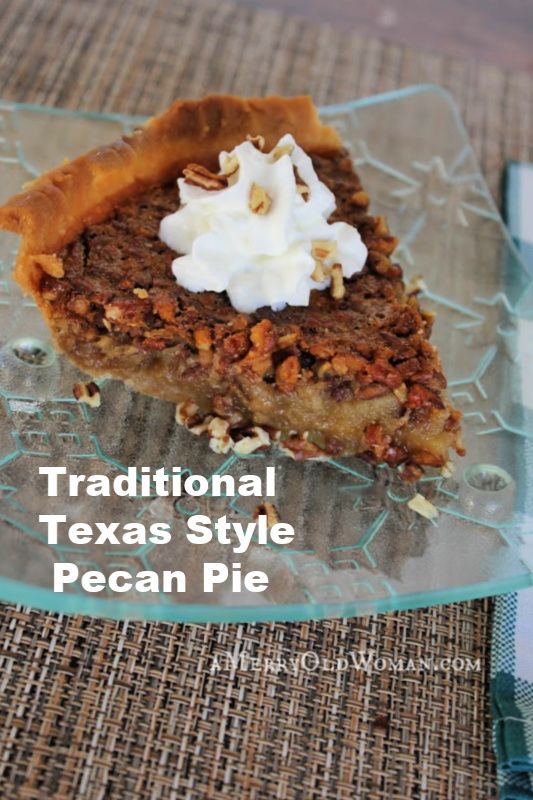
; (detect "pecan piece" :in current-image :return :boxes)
[246,133,265,150]
[406,383,444,410]
[275,355,300,394]
[253,501,280,526]
[183,163,227,190]
[367,358,403,389]
[272,142,294,160]
[221,153,239,177]
[233,427,271,455]
[374,215,389,236]
[411,450,446,467]
[370,235,399,256]
[68,295,90,316]
[355,383,390,400]
[444,409,462,432]
[249,183,272,214]
[384,444,408,467]
[399,463,424,482]
[309,341,336,359]
[194,326,212,352]
[222,331,250,361]
[207,417,233,454]
[350,190,370,208]
[331,353,367,375]
[407,493,439,520]
[279,433,328,461]
[250,319,275,353]
[152,296,177,323]
[330,263,345,300]
[311,240,337,262]
[73,381,101,408]
[362,423,391,460]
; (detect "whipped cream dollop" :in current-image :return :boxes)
[159,134,368,313]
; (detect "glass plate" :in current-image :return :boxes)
[1,85,532,622]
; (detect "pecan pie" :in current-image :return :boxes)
[0,95,464,474]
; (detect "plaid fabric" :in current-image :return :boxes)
[491,162,533,800]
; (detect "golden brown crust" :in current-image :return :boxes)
[0,94,341,296]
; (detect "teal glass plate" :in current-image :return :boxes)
[1,85,532,621]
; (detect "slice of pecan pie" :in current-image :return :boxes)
[0,95,463,475]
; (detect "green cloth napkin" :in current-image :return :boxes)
[491,161,533,800]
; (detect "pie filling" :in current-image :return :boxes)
[37,150,463,473]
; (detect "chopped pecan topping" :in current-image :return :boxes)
[407,493,439,520]
[404,275,427,296]
[363,423,391,460]
[246,133,266,151]
[279,433,328,461]
[250,319,275,353]
[152,296,177,323]
[253,501,280,526]
[350,190,370,208]
[309,342,336,359]
[399,463,424,482]
[311,260,326,282]
[330,263,345,300]
[355,383,390,400]
[194,326,212,351]
[183,163,227,190]
[316,360,333,379]
[222,331,249,361]
[221,154,239,177]
[211,394,244,426]
[368,251,400,278]
[68,295,90,316]
[296,184,310,201]
[207,417,233,454]
[367,358,403,389]
[132,287,149,299]
[312,240,336,262]
[293,166,310,201]
[393,383,408,403]
[277,327,300,348]
[411,450,446,467]
[384,444,408,467]
[331,353,367,375]
[371,235,399,256]
[272,142,294,160]
[276,354,300,394]
[229,314,249,332]
[406,383,444,410]
[374,216,389,236]
[249,183,272,214]
[440,461,455,478]
[73,381,101,408]
[233,427,270,455]
[444,409,462,432]
[175,400,203,429]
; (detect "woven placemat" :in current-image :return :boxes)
[1,0,532,797]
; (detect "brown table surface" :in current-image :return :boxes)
[0,0,531,798]
[238,0,533,73]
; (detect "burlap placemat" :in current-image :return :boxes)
[1,0,531,797]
